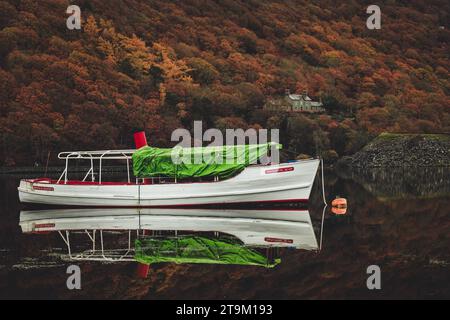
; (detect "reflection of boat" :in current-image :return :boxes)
[20,209,318,249]
[18,132,319,207]
[19,209,319,265]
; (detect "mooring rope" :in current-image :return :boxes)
[319,158,327,251]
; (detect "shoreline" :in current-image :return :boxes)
[3,133,449,174]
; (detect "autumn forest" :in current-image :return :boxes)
[0,0,448,166]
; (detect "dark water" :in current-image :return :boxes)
[0,168,449,299]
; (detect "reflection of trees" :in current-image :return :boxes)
[338,167,450,200]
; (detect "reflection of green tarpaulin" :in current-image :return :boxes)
[134,236,280,268]
[132,143,282,179]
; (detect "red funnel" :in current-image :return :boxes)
[134,131,148,149]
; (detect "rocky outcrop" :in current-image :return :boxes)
[339,133,450,168]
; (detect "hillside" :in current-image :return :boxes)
[0,0,449,165]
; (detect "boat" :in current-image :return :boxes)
[18,132,320,207]
[19,208,319,264]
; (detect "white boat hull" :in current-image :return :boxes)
[18,159,319,207]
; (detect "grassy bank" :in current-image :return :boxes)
[376,132,450,141]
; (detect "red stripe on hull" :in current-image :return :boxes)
[138,199,308,209]
[22,199,309,210]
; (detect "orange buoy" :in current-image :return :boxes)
[331,197,347,208]
[332,206,347,215]
[331,197,348,215]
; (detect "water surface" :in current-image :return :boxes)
[0,169,449,299]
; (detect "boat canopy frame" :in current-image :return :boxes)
[58,229,137,262]
[55,149,232,185]
[56,229,281,263]
[57,149,135,184]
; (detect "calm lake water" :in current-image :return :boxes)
[0,168,449,299]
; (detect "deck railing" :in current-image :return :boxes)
[57,150,135,184]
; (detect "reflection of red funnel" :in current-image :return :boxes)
[134,131,148,149]
[136,263,150,279]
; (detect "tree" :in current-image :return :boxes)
[186,57,219,85]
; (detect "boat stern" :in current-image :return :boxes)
[18,178,55,204]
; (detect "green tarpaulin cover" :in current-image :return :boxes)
[132,143,281,179]
[134,236,280,268]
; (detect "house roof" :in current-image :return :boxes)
[288,94,312,101]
